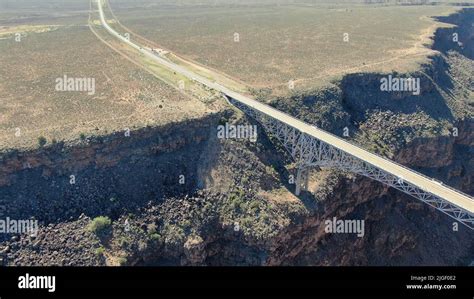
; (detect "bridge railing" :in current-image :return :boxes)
[316,127,474,200]
[229,96,474,201]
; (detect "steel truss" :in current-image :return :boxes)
[228,97,474,229]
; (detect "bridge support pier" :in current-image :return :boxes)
[295,167,309,196]
[226,96,474,229]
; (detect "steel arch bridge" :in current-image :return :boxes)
[227,96,474,230]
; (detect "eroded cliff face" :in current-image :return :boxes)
[395,119,473,194]
[0,9,473,267]
[3,109,470,266]
[163,118,473,267]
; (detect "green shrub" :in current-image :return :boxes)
[95,246,105,256]
[149,233,161,242]
[117,236,129,248]
[163,224,185,245]
[181,219,192,229]
[248,200,260,212]
[228,189,246,212]
[117,256,127,266]
[38,136,47,147]
[87,216,112,234]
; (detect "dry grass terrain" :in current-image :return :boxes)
[0,0,214,151]
[110,0,463,95]
[0,0,471,150]
[0,0,90,26]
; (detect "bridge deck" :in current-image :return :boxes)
[224,89,474,214]
[98,0,474,214]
